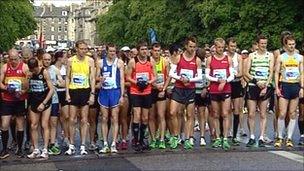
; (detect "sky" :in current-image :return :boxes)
[34,0,85,7]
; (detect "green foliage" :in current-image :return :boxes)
[0,0,37,51]
[97,0,304,50]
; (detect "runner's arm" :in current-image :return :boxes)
[266,53,274,87]
[189,57,202,82]
[0,65,7,90]
[126,58,136,84]
[119,59,125,97]
[148,58,157,84]
[21,64,30,93]
[89,58,96,94]
[55,68,65,88]
[205,57,218,82]
[274,54,281,89]
[42,69,54,105]
[226,57,235,82]
[65,58,71,97]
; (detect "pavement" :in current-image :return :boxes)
[0,112,303,171]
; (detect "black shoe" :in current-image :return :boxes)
[15,149,24,158]
[0,150,10,159]
[246,139,256,147]
[133,142,142,152]
[258,139,266,147]
[140,141,150,151]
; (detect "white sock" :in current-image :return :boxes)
[287,119,296,139]
[259,135,264,140]
[111,142,116,146]
[104,141,108,146]
[250,134,255,139]
[277,118,285,139]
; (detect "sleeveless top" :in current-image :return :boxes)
[101,57,120,89]
[195,60,208,94]
[209,55,231,94]
[155,57,167,86]
[57,65,66,92]
[69,56,90,89]
[2,62,27,101]
[175,54,197,89]
[249,51,271,85]
[29,68,48,95]
[279,52,302,83]
[130,56,153,95]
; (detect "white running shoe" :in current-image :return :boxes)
[99,144,110,154]
[64,144,76,155]
[200,137,206,146]
[189,137,195,146]
[40,148,49,159]
[27,149,41,159]
[110,144,118,153]
[88,143,98,151]
[80,145,88,155]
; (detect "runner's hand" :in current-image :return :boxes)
[201,88,207,98]
[276,88,282,97]
[88,94,95,106]
[158,91,165,98]
[66,93,71,103]
[37,103,45,112]
[119,96,124,106]
[218,82,226,91]
[299,88,303,98]
[260,87,267,96]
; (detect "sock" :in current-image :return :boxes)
[139,124,147,143]
[26,122,31,142]
[298,120,304,135]
[11,121,16,143]
[259,135,264,140]
[132,123,140,142]
[250,134,255,140]
[104,141,108,146]
[278,118,285,139]
[16,131,24,150]
[287,119,296,139]
[233,114,239,138]
[1,130,9,151]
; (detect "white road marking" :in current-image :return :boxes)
[269,150,304,164]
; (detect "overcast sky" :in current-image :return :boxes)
[34,0,85,7]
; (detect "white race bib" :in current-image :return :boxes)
[72,74,86,86]
[30,80,45,92]
[213,69,227,80]
[7,79,22,91]
[285,67,300,81]
[156,73,164,85]
[255,67,268,80]
[136,72,149,81]
[180,69,193,79]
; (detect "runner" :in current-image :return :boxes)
[27,57,54,159]
[126,41,156,151]
[274,35,304,147]
[65,40,96,155]
[149,42,170,149]
[169,36,202,149]
[206,38,234,150]
[42,53,64,155]
[97,44,124,153]
[225,37,243,145]
[244,35,274,147]
[0,49,29,159]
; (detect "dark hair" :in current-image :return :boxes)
[36,48,45,60]
[281,31,292,45]
[184,36,197,45]
[28,57,39,69]
[54,51,64,62]
[196,48,206,61]
[256,34,267,43]
[226,37,236,45]
[136,40,148,50]
[75,40,87,48]
[284,34,295,44]
[106,43,116,51]
[169,44,180,55]
[152,42,161,49]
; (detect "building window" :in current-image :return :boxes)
[64,35,67,40]
[62,11,67,16]
[58,26,62,32]
[51,35,54,40]
[58,35,61,40]
[64,26,67,32]
[51,27,54,31]
[59,18,62,23]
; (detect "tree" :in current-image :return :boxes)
[0,0,37,51]
[97,0,304,50]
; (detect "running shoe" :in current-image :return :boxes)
[64,144,76,155]
[285,139,294,148]
[222,138,230,150]
[27,149,41,159]
[274,138,283,148]
[184,139,193,150]
[246,139,256,147]
[212,138,222,148]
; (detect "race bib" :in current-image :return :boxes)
[255,67,268,80]
[180,69,193,79]
[156,73,164,85]
[30,80,45,92]
[7,79,22,91]
[72,74,86,86]
[213,69,227,80]
[136,72,149,82]
[285,67,300,81]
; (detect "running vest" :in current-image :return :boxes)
[155,56,166,86]
[228,52,241,82]
[279,52,302,83]
[29,68,48,94]
[249,51,271,85]
[47,65,59,104]
[130,56,153,95]
[209,55,231,94]
[195,60,208,94]
[2,62,27,101]
[57,65,66,92]
[101,57,120,89]
[175,54,197,89]
[69,56,90,89]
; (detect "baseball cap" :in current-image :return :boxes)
[241,50,249,54]
[121,46,130,51]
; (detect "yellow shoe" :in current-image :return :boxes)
[285,139,294,148]
[274,138,283,148]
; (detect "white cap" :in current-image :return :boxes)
[241,49,249,54]
[121,46,130,51]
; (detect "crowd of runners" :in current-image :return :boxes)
[0,31,303,160]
